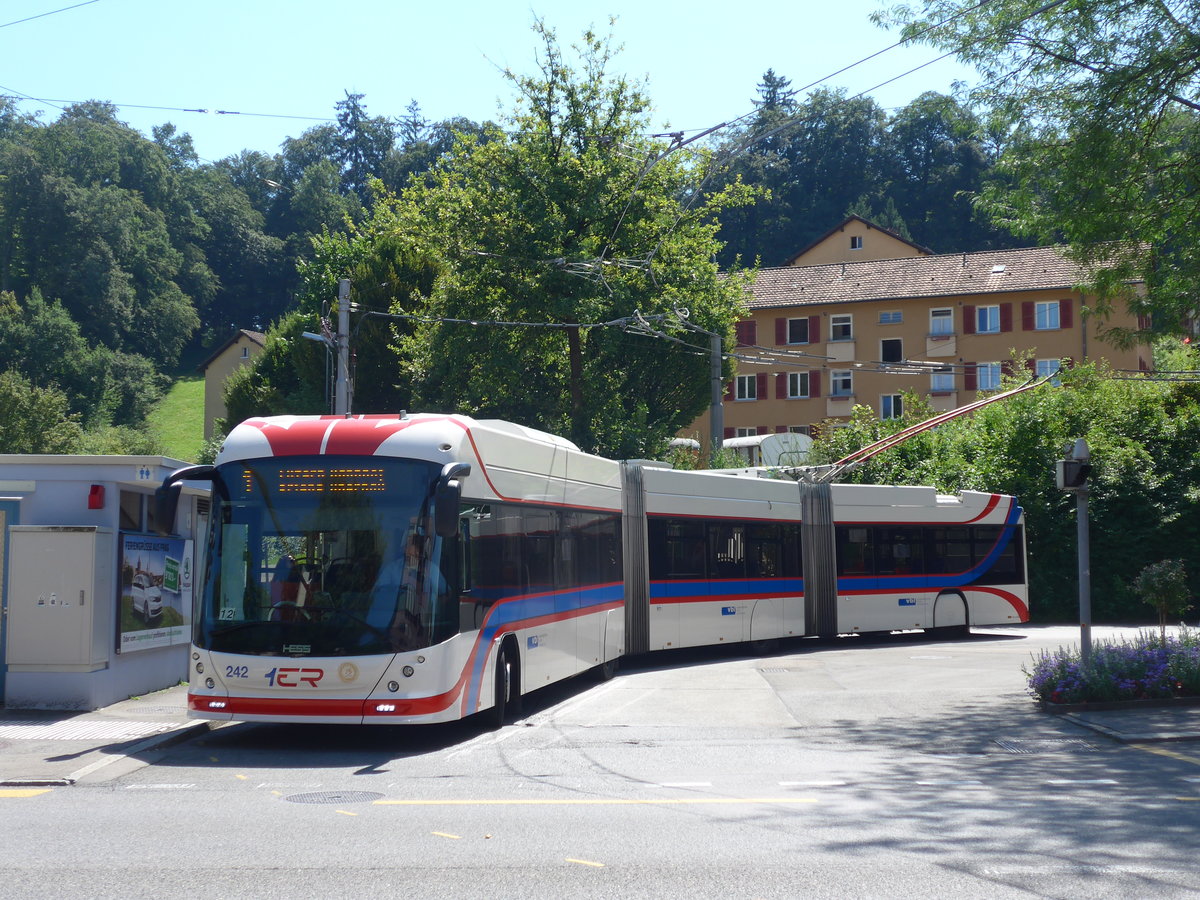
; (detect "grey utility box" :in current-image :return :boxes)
[6,526,114,671]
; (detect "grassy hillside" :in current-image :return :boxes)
[149,375,205,462]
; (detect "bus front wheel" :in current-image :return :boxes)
[489,644,522,729]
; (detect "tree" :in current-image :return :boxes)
[392,21,752,456]
[0,369,85,453]
[876,0,1200,338]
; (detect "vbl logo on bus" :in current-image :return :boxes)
[264,667,324,688]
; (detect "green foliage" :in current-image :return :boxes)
[877,0,1200,336]
[809,362,1200,622]
[0,369,85,453]
[1134,559,1193,642]
[223,310,331,424]
[392,21,753,457]
[147,375,205,462]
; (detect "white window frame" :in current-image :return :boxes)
[786,317,810,345]
[879,311,902,324]
[1035,301,1061,330]
[787,371,810,399]
[829,314,853,342]
[734,427,757,438]
[830,369,853,397]
[850,235,863,250]
[881,394,904,420]
[976,305,1000,334]
[977,362,1002,391]
[930,308,954,336]
[930,366,955,392]
[735,374,758,401]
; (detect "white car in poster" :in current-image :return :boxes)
[131,573,163,621]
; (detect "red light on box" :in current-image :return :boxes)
[87,484,105,509]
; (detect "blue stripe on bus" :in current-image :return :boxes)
[464,582,625,712]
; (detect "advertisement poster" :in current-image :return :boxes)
[118,533,193,653]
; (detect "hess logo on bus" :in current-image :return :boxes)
[264,667,324,688]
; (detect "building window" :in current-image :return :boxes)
[241,346,250,358]
[736,374,758,400]
[930,308,954,336]
[734,427,757,437]
[879,311,902,324]
[931,366,955,392]
[830,314,853,342]
[786,318,810,344]
[1035,301,1061,330]
[977,362,1002,391]
[881,394,904,420]
[850,235,863,250]
[788,371,810,399]
[830,370,853,397]
[880,338,903,364]
[1036,358,1062,385]
[976,305,1000,334]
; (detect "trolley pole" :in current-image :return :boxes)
[334,278,351,415]
[1056,438,1093,663]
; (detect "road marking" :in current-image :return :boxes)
[125,783,196,790]
[1046,777,1118,787]
[566,858,605,867]
[915,779,984,786]
[432,831,462,839]
[0,788,52,798]
[659,781,712,788]
[336,810,358,816]
[375,797,817,807]
[1132,744,1200,767]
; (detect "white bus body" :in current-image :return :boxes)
[169,413,1027,726]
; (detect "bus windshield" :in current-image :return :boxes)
[197,456,461,658]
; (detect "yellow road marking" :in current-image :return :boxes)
[235,774,248,781]
[432,831,462,839]
[375,797,817,807]
[566,858,605,868]
[0,788,52,798]
[1130,743,1200,766]
[336,810,357,816]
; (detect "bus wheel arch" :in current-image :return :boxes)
[931,590,970,638]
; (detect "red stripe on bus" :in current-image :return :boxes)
[964,493,1003,524]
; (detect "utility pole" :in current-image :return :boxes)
[709,331,724,466]
[334,278,351,415]
[1057,437,1093,662]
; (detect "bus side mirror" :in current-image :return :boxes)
[434,462,471,538]
[154,465,216,536]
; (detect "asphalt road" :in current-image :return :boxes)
[4,626,1200,899]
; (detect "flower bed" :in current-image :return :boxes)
[1025,626,1200,705]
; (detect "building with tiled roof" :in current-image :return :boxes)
[686,218,1151,450]
[197,329,266,440]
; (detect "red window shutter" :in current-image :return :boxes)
[1021,302,1034,331]
[775,318,787,345]
[724,427,734,440]
[776,372,787,399]
[775,425,787,433]
[1060,298,1073,329]
[756,373,767,399]
[756,425,768,436]
[1026,359,1036,375]
[1001,360,1015,376]
[964,363,977,391]
[809,316,821,344]
[963,306,976,335]
[735,321,751,347]
[1000,303,1013,333]
[810,370,821,398]
[1064,356,1074,369]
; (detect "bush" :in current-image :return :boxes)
[1024,627,1200,703]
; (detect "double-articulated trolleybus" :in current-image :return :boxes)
[156,413,1028,726]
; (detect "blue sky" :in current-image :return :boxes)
[3,0,976,163]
